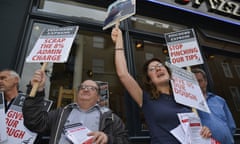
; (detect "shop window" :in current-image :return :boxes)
[130,15,187,34]
[38,0,107,22]
[93,36,105,49]
[229,86,240,111]
[204,53,240,127]
[234,65,240,79]
[92,58,104,73]
[132,38,167,134]
[221,62,233,78]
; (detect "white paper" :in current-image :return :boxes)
[65,126,93,144]
[166,62,210,113]
[170,124,187,144]
[171,112,212,144]
[26,26,79,63]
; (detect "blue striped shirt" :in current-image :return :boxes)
[198,92,236,144]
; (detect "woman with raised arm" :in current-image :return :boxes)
[111,25,212,144]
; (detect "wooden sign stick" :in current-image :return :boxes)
[29,62,48,97]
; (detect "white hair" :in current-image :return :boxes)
[9,70,20,81]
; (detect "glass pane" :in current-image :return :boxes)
[132,38,169,131]
[130,15,187,34]
[38,0,107,22]
[204,52,240,126]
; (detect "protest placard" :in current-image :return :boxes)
[0,92,7,143]
[166,62,210,113]
[26,26,79,63]
[103,0,136,30]
[26,26,79,97]
[164,29,204,68]
[2,93,52,144]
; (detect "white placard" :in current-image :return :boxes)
[171,112,212,144]
[166,62,210,113]
[164,29,203,67]
[26,26,79,63]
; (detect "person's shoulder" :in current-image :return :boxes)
[208,92,226,102]
[99,107,122,119]
[99,106,111,113]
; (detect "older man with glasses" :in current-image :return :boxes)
[22,69,130,144]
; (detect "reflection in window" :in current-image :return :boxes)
[38,0,107,22]
[93,36,105,49]
[234,65,240,79]
[229,86,240,111]
[130,15,187,34]
[221,62,233,78]
[92,58,104,73]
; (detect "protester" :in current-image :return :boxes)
[192,68,236,144]
[0,69,50,144]
[0,69,21,113]
[23,69,130,144]
[111,26,212,144]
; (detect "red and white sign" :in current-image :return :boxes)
[171,112,220,144]
[166,62,210,113]
[0,92,7,143]
[2,94,36,144]
[2,94,52,144]
[65,125,93,144]
[26,26,79,63]
[164,29,204,68]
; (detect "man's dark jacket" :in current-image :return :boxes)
[23,91,130,144]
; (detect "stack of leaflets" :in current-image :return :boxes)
[64,123,93,144]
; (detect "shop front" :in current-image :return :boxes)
[1,0,239,143]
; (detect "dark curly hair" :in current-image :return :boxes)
[142,58,172,99]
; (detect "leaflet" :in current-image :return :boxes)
[171,112,211,144]
[65,124,93,144]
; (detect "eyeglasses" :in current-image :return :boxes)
[78,85,98,92]
[148,63,164,72]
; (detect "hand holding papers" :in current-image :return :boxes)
[64,124,94,144]
[171,112,217,144]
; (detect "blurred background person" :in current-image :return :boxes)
[192,68,236,144]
